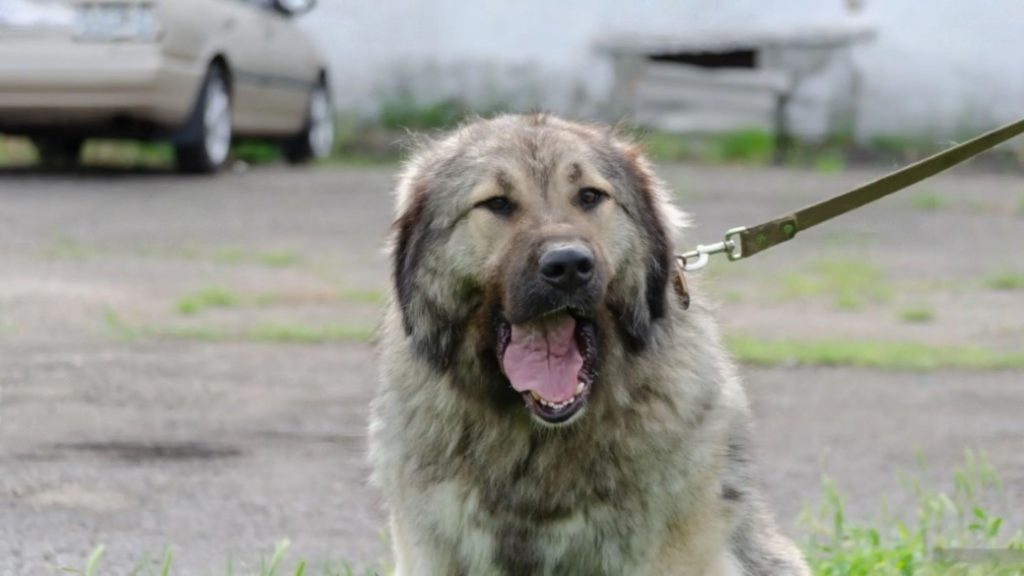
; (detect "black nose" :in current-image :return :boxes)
[539,245,595,291]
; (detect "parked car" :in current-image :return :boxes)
[0,0,334,172]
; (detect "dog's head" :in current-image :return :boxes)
[391,115,684,426]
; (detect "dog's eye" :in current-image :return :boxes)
[478,196,516,216]
[577,187,607,210]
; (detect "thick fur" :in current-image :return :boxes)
[369,115,810,575]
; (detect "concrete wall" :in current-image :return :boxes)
[300,0,1024,139]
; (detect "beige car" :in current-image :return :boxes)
[0,0,334,172]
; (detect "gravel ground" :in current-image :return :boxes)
[0,163,1022,574]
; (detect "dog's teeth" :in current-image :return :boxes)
[576,381,585,394]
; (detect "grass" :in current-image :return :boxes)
[39,236,100,260]
[813,151,846,174]
[985,272,1024,291]
[1017,194,1024,217]
[36,237,307,271]
[711,129,774,164]
[212,248,305,268]
[338,289,388,305]
[804,451,1024,575]
[104,309,374,344]
[177,288,242,316]
[727,336,1024,371]
[638,129,776,165]
[177,286,386,316]
[899,306,937,324]
[246,323,375,344]
[781,259,890,311]
[911,192,945,211]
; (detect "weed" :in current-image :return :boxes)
[338,289,388,305]
[258,252,303,268]
[248,323,375,344]
[212,249,304,269]
[911,192,944,211]
[711,129,774,164]
[177,288,241,316]
[727,336,1024,371]
[803,451,1024,575]
[643,132,693,163]
[103,309,140,341]
[814,151,846,174]
[899,306,936,324]
[40,236,98,260]
[986,272,1024,291]
[378,94,469,132]
[781,260,890,311]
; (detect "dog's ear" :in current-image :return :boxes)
[608,147,677,351]
[391,183,464,370]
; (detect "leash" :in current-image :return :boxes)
[677,117,1024,273]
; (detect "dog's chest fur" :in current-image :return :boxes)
[379,360,728,576]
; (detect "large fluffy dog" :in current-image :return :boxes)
[369,114,809,575]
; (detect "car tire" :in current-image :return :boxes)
[33,137,84,169]
[283,81,334,164]
[176,65,232,174]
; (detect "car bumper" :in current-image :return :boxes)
[0,42,202,133]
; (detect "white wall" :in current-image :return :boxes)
[301,0,1024,138]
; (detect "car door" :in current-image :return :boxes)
[228,1,312,135]
[213,0,281,134]
[257,3,325,134]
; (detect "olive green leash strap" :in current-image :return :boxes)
[678,117,1024,272]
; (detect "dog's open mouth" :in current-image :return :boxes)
[496,312,597,424]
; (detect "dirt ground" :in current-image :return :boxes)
[1,163,1022,574]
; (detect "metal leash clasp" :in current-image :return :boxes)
[677,227,747,272]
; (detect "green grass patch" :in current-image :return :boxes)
[711,129,774,164]
[727,336,1024,370]
[813,151,846,174]
[81,140,174,168]
[911,192,945,211]
[107,305,375,344]
[247,323,375,344]
[899,306,936,324]
[39,236,99,260]
[0,135,38,166]
[257,251,304,268]
[212,248,305,268]
[161,322,374,344]
[1017,194,1024,216]
[804,451,1024,575]
[177,288,242,316]
[103,309,141,341]
[781,259,890,310]
[643,132,694,163]
[338,288,388,305]
[985,272,1024,291]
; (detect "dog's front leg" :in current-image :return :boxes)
[389,513,462,576]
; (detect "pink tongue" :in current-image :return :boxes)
[501,315,583,403]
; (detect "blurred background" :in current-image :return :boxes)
[1,1,1023,574]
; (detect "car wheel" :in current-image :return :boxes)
[284,81,334,164]
[33,137,84,169]
[176,65,232,174]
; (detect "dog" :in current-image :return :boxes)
[369,114,809,575]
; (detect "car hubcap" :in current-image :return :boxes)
[203,74,231,166]
[308,87,334,159]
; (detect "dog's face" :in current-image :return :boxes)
[392,115,681,426]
